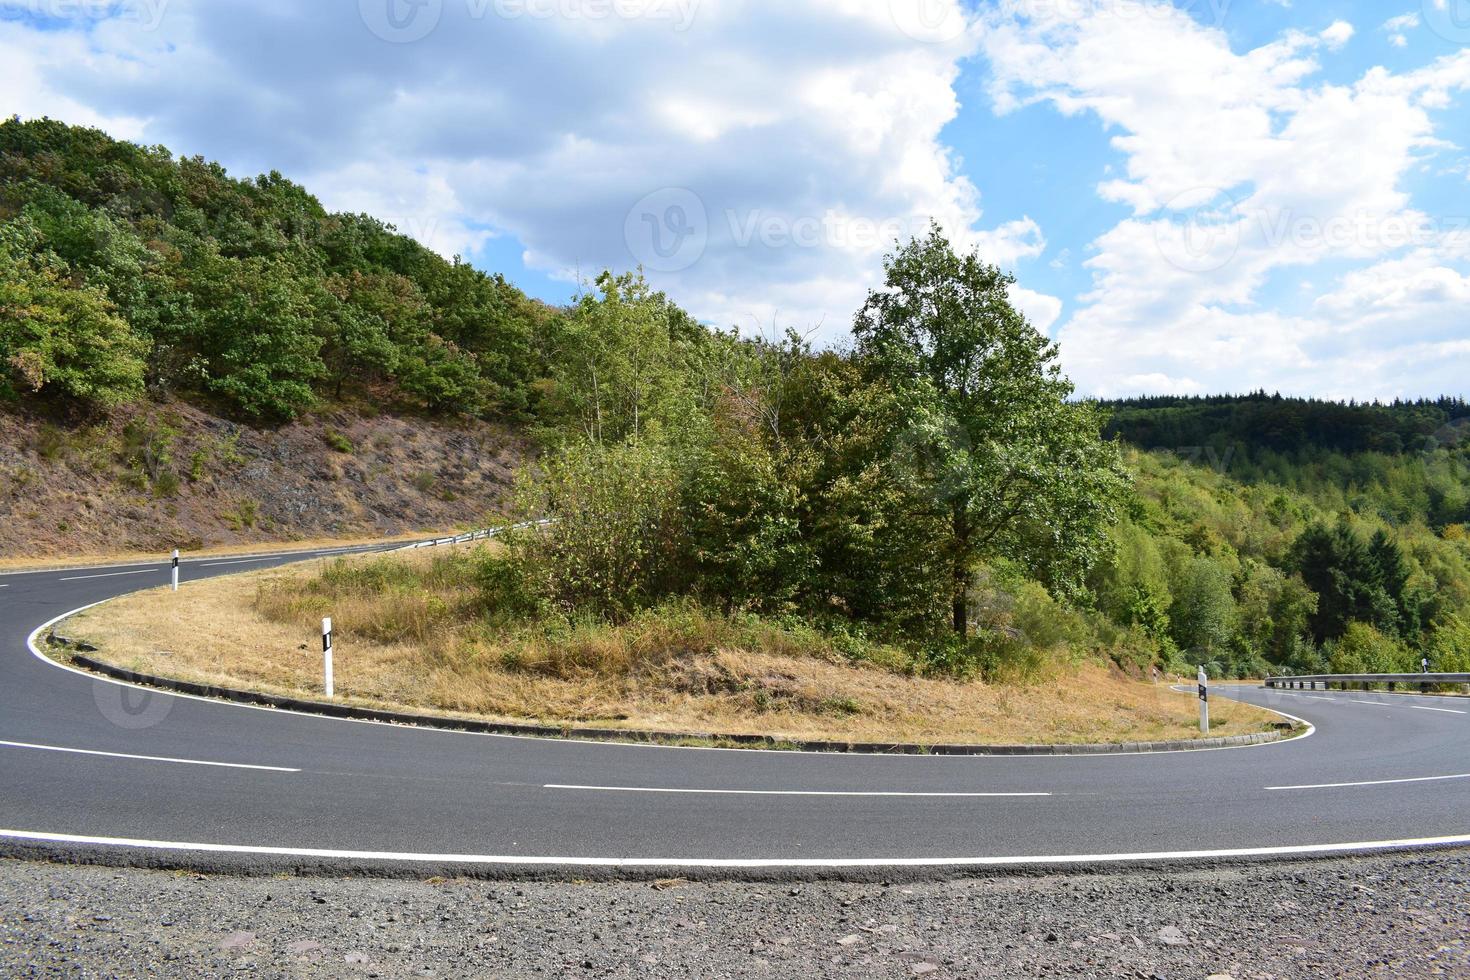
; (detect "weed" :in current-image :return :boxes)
[223,498,260,531]
[29,424,67,461]
[188,449,208,483]
[323,429,354,454]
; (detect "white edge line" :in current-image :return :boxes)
[1267,773,1470,791]
[58,569,159,582]
[543,785,1050,797]
[0,739,299,773]
[1,829,1467,869]
[28,599,1313,760]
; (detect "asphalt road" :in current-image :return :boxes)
[0,544,1467,875]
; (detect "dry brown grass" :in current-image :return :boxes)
[60,550,1286,746]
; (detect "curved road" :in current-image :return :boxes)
[1,545,1467,873]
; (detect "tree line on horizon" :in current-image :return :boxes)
[4,117,1469,682]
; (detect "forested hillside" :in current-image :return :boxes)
[0,116,551,420]
[4,119,1468,682]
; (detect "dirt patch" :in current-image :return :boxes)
[0,400,525,558]
[58,552,1285,747]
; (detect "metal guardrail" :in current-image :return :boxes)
[395,520,552,552]
[1266,673,1470,691]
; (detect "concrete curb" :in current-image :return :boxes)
[56,638,1291,756]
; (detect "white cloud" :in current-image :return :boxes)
[0,0,1059,343]
[1320,20,1354,50]
[978,0,1470,398]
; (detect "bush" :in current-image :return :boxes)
[505,440,687,620]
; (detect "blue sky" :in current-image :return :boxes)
[3,0,1469,398]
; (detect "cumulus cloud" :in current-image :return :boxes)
[978,0,1470,398]
[0,0,1059,341]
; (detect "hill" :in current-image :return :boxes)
[5,119,1469,687]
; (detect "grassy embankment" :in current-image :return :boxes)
[59,547,1285,746]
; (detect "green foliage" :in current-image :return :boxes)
[322,429,354,453]
[507,440,687,620]
[1326,622,1413,675]
[853,224,1129,634]
[0,118,546,421]
[0,218,147,407]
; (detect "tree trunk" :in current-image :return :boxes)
[952,505,970,638]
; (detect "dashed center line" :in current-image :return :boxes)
[1267,773,1470,791]
[544,784,1049,798]
[0,739,299,773]
[57,568,159,582]
[1411,705,1467,715]
[201,557,281,568]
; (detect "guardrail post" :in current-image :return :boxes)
[1198,666,1209,734]
[322,617,335,698]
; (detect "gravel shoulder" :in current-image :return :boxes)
[1,852,1466,978]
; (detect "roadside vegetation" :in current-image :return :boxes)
[65,552,1278,746]
[13,119,1470,730]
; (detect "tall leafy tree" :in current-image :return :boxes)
[853,226,1128,636]
[0,218,147,408]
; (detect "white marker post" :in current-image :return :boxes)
[171,550,180,592]
[1197,665,1209,734]
[322,617,335,698]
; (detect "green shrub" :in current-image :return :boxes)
[323,429,354,454]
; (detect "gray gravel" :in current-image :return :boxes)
[1,853,1467,978]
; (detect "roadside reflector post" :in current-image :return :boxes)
[1197,665,1209,734]
[323,617,335,698]
[171,550,180,592]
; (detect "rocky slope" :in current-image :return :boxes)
[0,400,525,557]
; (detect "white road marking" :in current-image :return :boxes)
[1267,773,1470,791]
[201,557,281,568]
[1349,699,1383,705]
[0,739,299,773]
[1412,705,1467,715]
[1,829,1467,869]
[57,568,159,582]
[544,784,1049,798]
